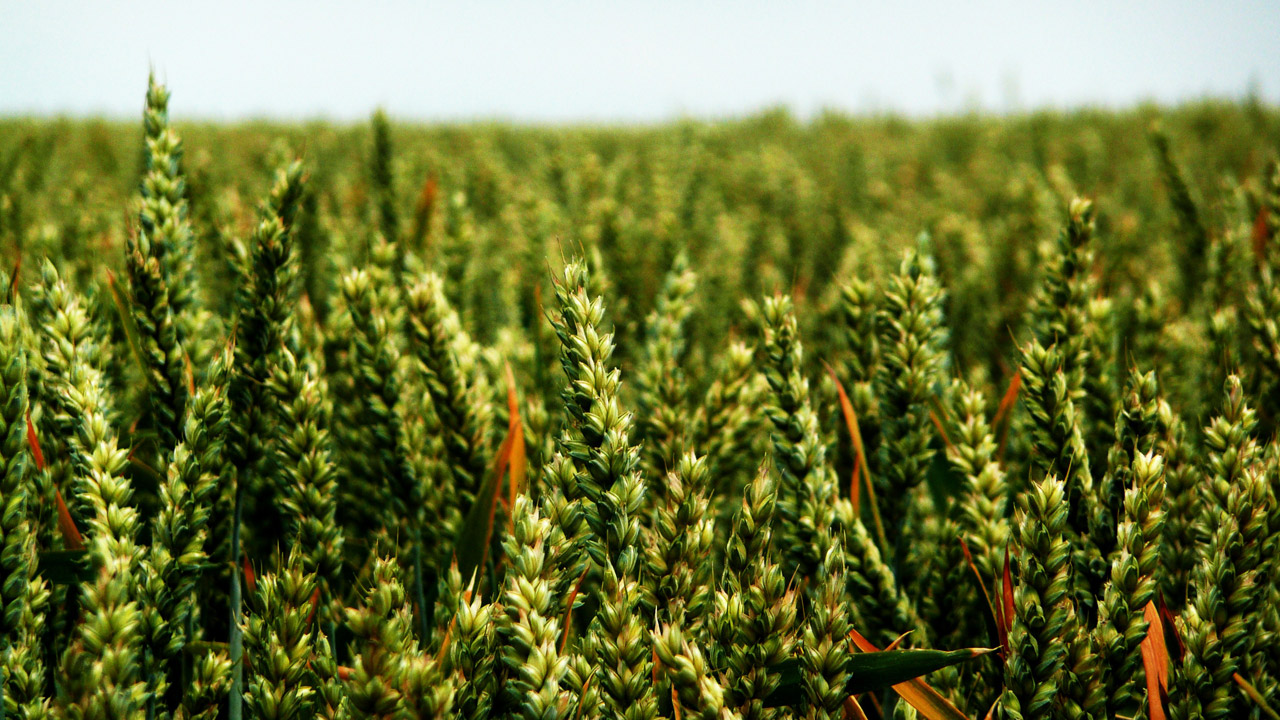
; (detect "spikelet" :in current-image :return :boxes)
[1028,199,1108,446]
[800,541,853,719]
[221,161,307,563]
[1091,368,1161,562]
[757,294,837,582]
[446,565,497,719]
[1094,451,1165,718]
[711,466,798,720]
[180,651,232,720]
[634,251,697,479]
[341,268,417,526]
[267,348,344,625]
[404,271,491,523]
[945,380,1010,587]
[139,343,231,712]
[1000,476,1074,720]
[1150,125,1210,301]
[241,548,321,720]
[655,622,736,720]
[692,340,764,497]
[139,76,198,318]
[342,555,415,720]
[369,110,401,248]
[223,160,307,720]
[873,249,945,544]
[1158,400,1199,612]
[48,265,146,720]
[642,453,715,633]
[548,260,655,720]
[548,260,646,572]
[1019,340,1094,542]
[130,75,209,465]
[1170,376,1270,720]
[495,494,569,719]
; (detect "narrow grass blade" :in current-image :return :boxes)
[847,628,981,720]
[959,537,1003,658]
[1234,673,1280,720]
[824,362,887,550]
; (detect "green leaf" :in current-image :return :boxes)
[450,365,525,587]
[37,549,92,585]
[451,426,513,585]
[763,645,992,707]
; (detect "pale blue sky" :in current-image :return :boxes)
[2,1,1277,122]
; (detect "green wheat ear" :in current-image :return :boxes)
[757,294,837,585]
[711,465,798,720]
[634,251,697,480]
[495,493,568,719]
[0,305,49,720]
[1001,475,1075,720]
[46,268,146,720]
[405,271,492,523]
[548,260,654,720]
[242,548,321,720]
[268,348,344,625]
[801,541,853,720]
[343,554,416,720]
[1171,376,1270,720]
[873,248,945,554]
[139,341,231,711]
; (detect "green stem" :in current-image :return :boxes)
[414,533,428,647]
[1,646,8,720]
[228,480,245,720]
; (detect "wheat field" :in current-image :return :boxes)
[0,76,1279,720]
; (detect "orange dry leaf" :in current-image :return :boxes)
[504,362,526,533]
[560,567,589,654]
[243,555,257,595]
[1139,600,1169,720]
[25,411,45,470]
[842,697,870,720]
[1000,547,1015,652]
[29,412,85,551]
[1253,207,1270,263]
[994,371,1021,462]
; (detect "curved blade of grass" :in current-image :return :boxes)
[560,566,589,654]
[959,537,1003,659]
[847,628,981,720]
[105,268,152,391]
[993,370,1021,463]
[1254,207,1270,262]
[1235,673,1280,720]
[764,635,991,707]
[25,411,44,470]
[824,363,887,551]
[1000,547,1014,654]
[453,366,523,584]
